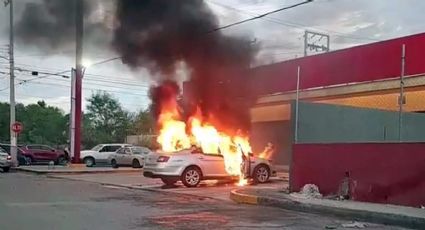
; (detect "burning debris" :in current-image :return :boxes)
[150,81,253,184]
[258,142,276,159]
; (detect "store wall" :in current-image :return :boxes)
[291,143,425,207]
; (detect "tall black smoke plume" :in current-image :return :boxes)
[13,0,258,133]
[113,0,258,133]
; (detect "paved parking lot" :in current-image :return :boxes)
[0,172,405,230]
[50,171,289,201]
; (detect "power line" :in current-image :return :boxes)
[1,69,151,95]
[0,91,149,108]
[0,68,70,92]
[1,64,151,91]
[258,51,303,58]
[15,78,149,97]
[84,78,149,89]
[89,56,122,67]
[14,74,149,94]
[205,0,313,34]
[9,62,147,85]
[208,0,378,42]
[13,67,150,89]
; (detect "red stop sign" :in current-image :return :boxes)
[11,122,23,134]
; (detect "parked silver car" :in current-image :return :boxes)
[108,146,151,168]
[0,147,12,172]
[80,143,132,167]
[143,148,275,187]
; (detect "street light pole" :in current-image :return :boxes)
[6,0,17,165]
[72,0,83,163]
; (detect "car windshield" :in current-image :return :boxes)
[91,144,103,151]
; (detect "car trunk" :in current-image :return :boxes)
[145,151,190,165]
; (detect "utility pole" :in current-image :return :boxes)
[72,0,83,163]
[304,30,330,57]
[398,44,406,142]
[303,31,308,57]
[5,0,17,165]
[294,66,301,143]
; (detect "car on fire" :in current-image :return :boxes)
[143,147,275,187]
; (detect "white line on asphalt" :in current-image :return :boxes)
[5,201,92,207]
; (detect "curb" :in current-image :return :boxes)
[15,167,141,175]
[230,189,258,205]
[230,189,425,229]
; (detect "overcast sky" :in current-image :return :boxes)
[1,0,425,114]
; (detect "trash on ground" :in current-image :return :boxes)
[290,184,322,199]
[341,221,367,228]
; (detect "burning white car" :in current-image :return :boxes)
[143,147,275,187]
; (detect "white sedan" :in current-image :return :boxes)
[108,146,151,168]
[143,148,275,187]
[80,143,132,167]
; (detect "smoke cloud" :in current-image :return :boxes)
[15,0,110,51]
[13,0,258,133]
[113,0,258,133]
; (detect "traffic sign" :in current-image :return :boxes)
[11,122,23,134]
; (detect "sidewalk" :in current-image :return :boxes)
[15,164,142,174]
[230,188,425,229]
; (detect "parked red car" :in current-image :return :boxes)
[20,145,67,165]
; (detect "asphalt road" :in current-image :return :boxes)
[0,172,406,230]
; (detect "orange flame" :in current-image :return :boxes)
[156,104,251,185]
[258,142,275,159]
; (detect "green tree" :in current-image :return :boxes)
[85,92,132,145]
[0,102,10,142]
[19,101,67,145]
[132,108,155,135]
[0,101,67,145]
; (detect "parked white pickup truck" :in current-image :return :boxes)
[80,143,132,167]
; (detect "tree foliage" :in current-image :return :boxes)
[84,92,132,146]
[132,108,155,135]
[0,93,155,149]
[0,101,67,145]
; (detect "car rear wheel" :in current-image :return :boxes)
[161,178,178,186]
[111,159,119,168]
[84,157,95,167]
[56,156,67,165]
[132,159,141,168]
[25,156,33,165]
[2,167,10,172]
[253,164,270,184]
[181,166,202,188]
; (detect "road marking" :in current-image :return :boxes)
[5,201,92,207]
